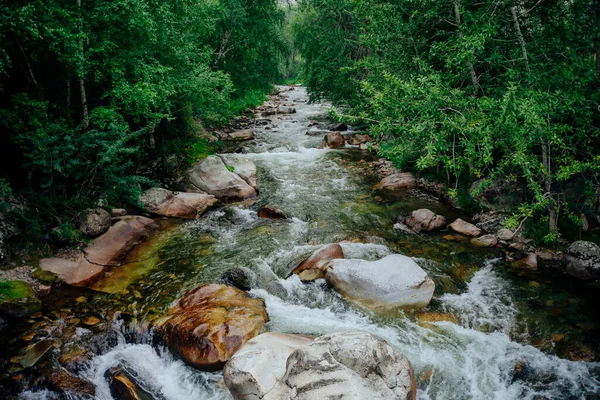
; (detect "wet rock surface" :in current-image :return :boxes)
[291,243,344,282]
[185,155,257,201]
[374,173,417,191]
[563,241,600,280]
[140,187,217,219]
[258,205,289,220]
[448,218,481,237]
[405,209,446,233]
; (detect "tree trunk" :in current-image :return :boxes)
[77,0,89,129]
[541,140,557,233]
[212,30,232,69]
[596,0,600,76]
[452,0,479,97]
[511,7,530,71]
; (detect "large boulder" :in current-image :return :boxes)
[79,208,111,237]
[374,173,417,191]
[0,280,41,318]
[325,132,345,149]
[448,218,481,237]
[185,156,257,201]
[264,332,416,400]
[140,188,217,219]
[156,284,269,371]
[227,129,254,141]
[40,216,158,287]
[291,244,344,282]
[563,241,600,280]
[325,254,435,310]
[224,332,314,400]
[219,155,258,190]
[405,209,446,233]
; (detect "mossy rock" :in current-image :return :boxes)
[33,268,57,284]
[0,280,41,318]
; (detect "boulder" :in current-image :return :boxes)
[325,132,345,149]
[405,209,446,233]
[21,339,58,368]
[497,228,514,241]
[563,241,600,280]
[0,280,41,318]
[219,155,258,190]
[157,284,269,370]
[46,367,96,397]
[347,134,373,146]
[224,332,314,400]
[140,188,217,219]
[258,206,289,220]
[111,208,128,217]
[448,218,481,237]
[471,234,498,247]
[79,208,111,237]
[107,367,153,400]
[221,268,255,291]
[512,253,538,269]
[40,216,158,287]
[185,156,257,201]
[325,254,435,310]
[264,332,416,400]
[374,173,417,191]
[291,244,344,282]
[227,129,254,141]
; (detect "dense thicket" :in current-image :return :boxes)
[0,0,284,242]
[294,0,600,242]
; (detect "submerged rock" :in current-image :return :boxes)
[258,205,289,220]
[185,155,257,201]
[471,234,498,247]
[40,216,158,287]
[157,284,268,371]
[405,209,446,233]
[374,173,417,191]
[224,332,314,400]
[325,132,345,148]
[221,267,255,291]
[325,254,435,310]
[448,218,481,237]
[264,332,416,400]
[291,244,344,282]
[0,280,41,318]
[140,187,217,219]
[79,208,111,237]
[563,241,600,280]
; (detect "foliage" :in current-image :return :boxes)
[0,0,285,244]
[295,0,600,240]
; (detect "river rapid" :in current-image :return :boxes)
[18,86,600,399]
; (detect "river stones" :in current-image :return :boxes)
[0,280,41,318]
[291,244,344,282]
[40,216,158,287]
[325,132,345,148]
[258,205,289,220]
[79,208,111,237]
[325,254,435,310]
[156,284,269,371]
[227,129,254,141]
[221,267,255,291]
[346,134,373,146]
[448,218,481,237]
[185,155,257,201]
[563,241,600,280]
[405,209,446,233]
[471,234,498,247]
[374,173,417,191]
[224,332,314,400]
[46,367,96,397]
[263,332,416,400]
[139,188,217,219]
[219,155,259,190]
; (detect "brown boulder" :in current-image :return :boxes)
[405,209,446,232]
[291,244,344,282]
[346,134,373,146]
[512,253,538,269]
[258,205,289,220]
[40,255,106,287]
[46,367,95,397]
[374,173,417,191]
[325,132,345,148]
[157,284,269,371]
[140,188,217,219]
[448,218,481,237]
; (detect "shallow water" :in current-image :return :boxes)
[16,86,600,399]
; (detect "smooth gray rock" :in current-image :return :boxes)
[325,254,435,310]
[564,241,600,280]
[219,155,258,190]
[264,332,416,400]
[185,156,257,201]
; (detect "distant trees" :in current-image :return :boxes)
[0,0,285,241]
[294,0,600,242]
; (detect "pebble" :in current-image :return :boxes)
[82,316,100,326]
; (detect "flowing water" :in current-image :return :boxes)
[16,86,600,399]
